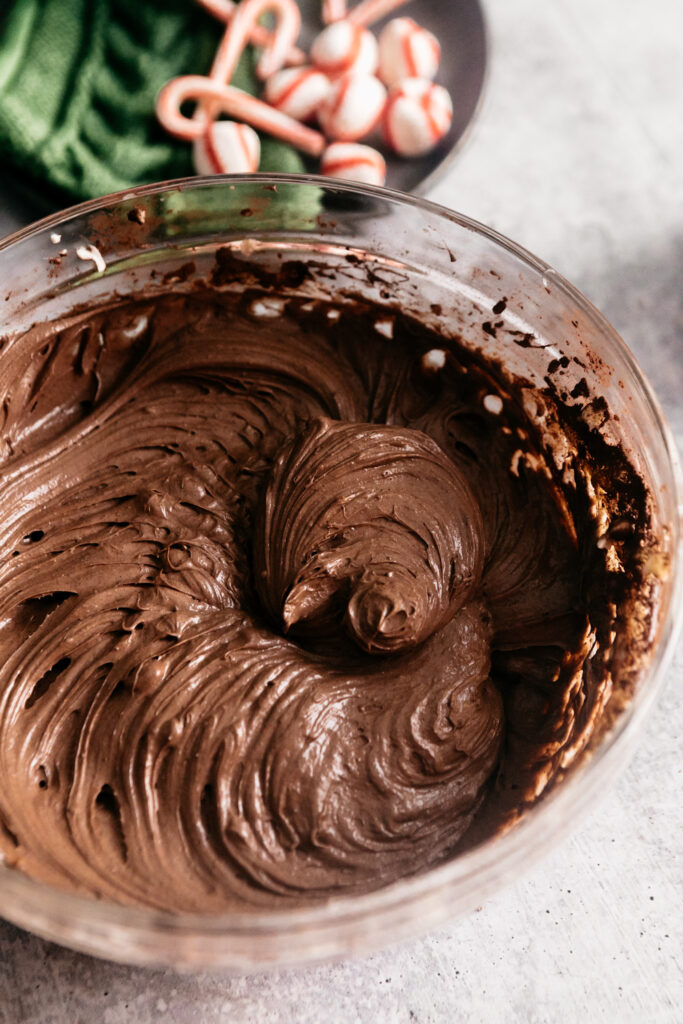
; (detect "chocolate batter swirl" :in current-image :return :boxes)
[0,287,584,912]
[255,418,483,653]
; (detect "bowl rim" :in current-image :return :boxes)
[0,173,681,966]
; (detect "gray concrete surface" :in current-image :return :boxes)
[1,0,681,1020]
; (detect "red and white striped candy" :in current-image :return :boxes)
[382,77,452,156]
[318,73,386,141]
[193,120,261,174]
[311,21,378,78]
[158,75,325,154]
[377,17,440,86]
[263,66,331,123]
[321,141,386,185]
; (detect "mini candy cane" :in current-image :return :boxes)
[208,0,301,87]
[158,0,324,155]
[347,0,411,28]
[322,0,347,24]
[188,0,302,136]
[194,121,261,173]
[157,74,325,154]
[197,0,306,65]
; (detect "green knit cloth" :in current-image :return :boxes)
[0,0,304,205]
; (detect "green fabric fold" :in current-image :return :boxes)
[0,0,304,205]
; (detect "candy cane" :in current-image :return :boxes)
[158,0,311,152]
[347,0,411,28]
[157,75,325,155]
[192,0,303,134]
[322,0,348,24]
[208,0,302,86]
[197,0,306,66]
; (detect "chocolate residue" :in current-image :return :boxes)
[161,261,196,286]
[127,208,147,226]
[570,378,590,400]
[0,264,658,913]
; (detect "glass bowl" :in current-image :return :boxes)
[0,175,680,970]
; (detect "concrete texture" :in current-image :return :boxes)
[1,0,681,1020]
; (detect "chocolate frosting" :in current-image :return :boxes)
[0,287,588,912]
